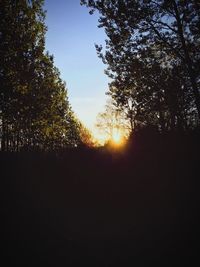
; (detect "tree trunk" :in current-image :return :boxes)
[1,117,6,152]
[172,0,200,120]
[6,123,9,152]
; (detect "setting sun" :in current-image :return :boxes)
[112,130,121,144]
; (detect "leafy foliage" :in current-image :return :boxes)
[0,0,82,151]
[81,0,200,132]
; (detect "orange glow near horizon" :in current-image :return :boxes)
[110,128,126,148]
[112,129,122,144]
[92,127,128,147]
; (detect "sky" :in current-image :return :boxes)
[44,0,110,137]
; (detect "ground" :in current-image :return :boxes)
[1,134,199,266]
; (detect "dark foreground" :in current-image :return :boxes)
[1,134,200,266]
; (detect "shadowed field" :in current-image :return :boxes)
[1,133,199,266]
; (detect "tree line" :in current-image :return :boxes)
[82,0,200,133]
[0,0,91,152]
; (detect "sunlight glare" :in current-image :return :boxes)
[112,129,122,144]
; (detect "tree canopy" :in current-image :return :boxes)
[0,0,83,151]
[81,0,200,132]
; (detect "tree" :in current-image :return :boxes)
[78,122,95,147]
[81,0,200,129]
[96,98,130,142]
[0,0,81,151]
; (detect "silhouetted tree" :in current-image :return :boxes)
[96,99,130,141]
[81,0,200,130]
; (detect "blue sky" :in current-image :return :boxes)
[44,0,110,133]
